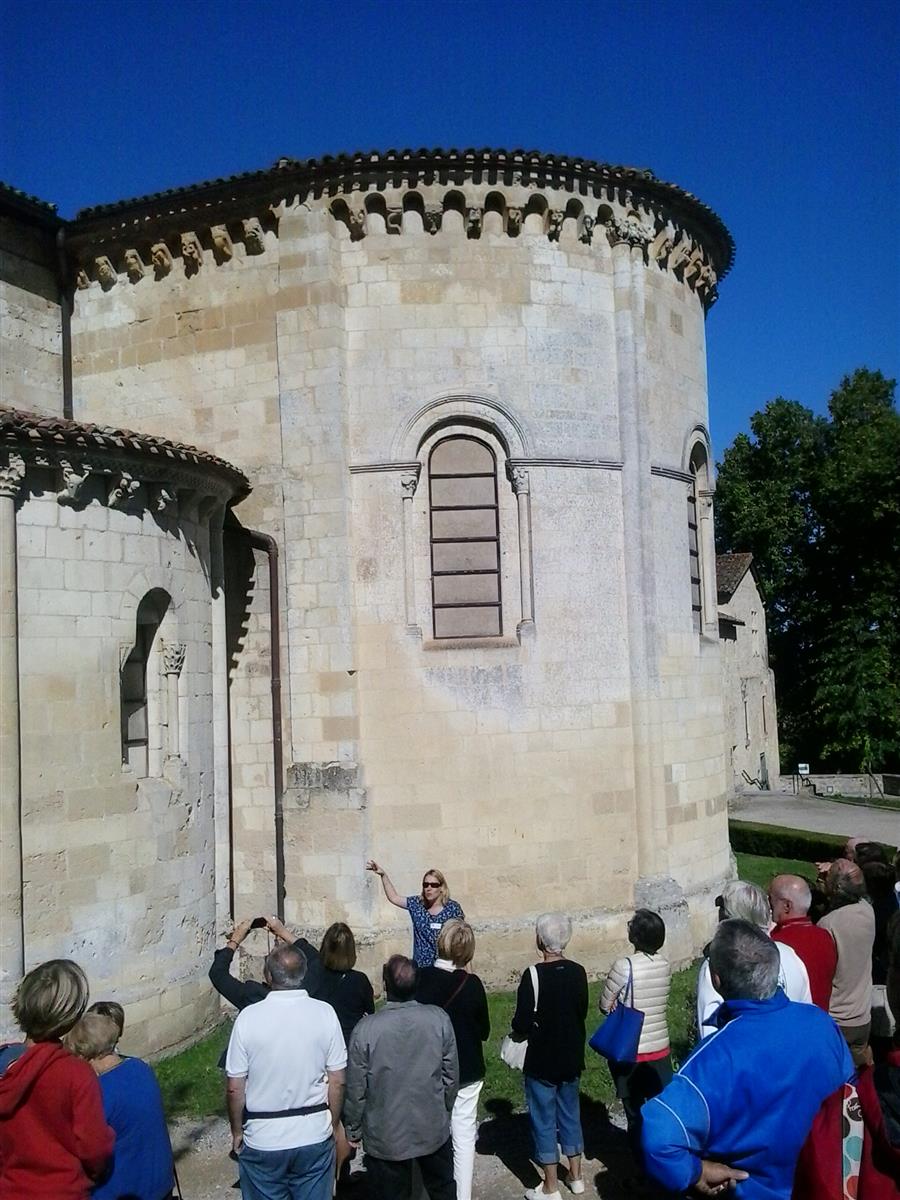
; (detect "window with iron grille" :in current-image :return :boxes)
[429,435,502,638]
[688,486,702,631]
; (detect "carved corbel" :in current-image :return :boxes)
[385,208,403,235]
[123,249,145,283]
[119,640,135,669]
[466,207,482,238]
[508,465,530,495]
[423,206,442,235]
[606,213,651,251]
[108,472,140,508]
[153,484,178,514]
[579,216,595,245]
[666,236,693,276]
[400,471,419,500]
[242,218,265,255]
[0,451,26,499]
[547,210,564,242]
[345,208,366,241]
[506,207,522,237]
[58,460,93,506]
[181,232,204,276]
[151,242,173,279]
[211,225,234,263]
[650,231,676,266]
[95,257,117,290]
[75,268,90,290]
[162,641,187,677]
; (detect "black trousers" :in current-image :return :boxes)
[609,1056,673,1159]
[366,1137,456,1200]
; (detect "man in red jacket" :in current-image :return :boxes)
[0,959,114,1198]
[769,873,838,1010]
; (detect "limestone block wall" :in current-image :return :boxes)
[721,571,780,790]
[16,481,220,1055]
[0,214,63,417]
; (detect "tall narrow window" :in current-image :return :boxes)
[121,589,169,776]
[687,482,702,631]
[429,436,501,638]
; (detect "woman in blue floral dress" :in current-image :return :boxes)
[366,860,464,967]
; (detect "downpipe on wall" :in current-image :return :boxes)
[55,228,73,420]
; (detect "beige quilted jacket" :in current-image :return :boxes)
[599,952,672,1056]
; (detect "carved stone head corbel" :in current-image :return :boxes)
[151,242,173,279]
[181,233,204,276]
[123,249,146,283]
[95,257,117,290]
[211,225,234,263]
[242,218,265,255]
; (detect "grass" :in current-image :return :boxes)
[157,962,700,1122]
[156,846,819,1122]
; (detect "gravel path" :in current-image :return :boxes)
[169,1103,660,1199]
[731,791,899,845]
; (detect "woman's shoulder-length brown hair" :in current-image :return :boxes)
[320,922,357,971]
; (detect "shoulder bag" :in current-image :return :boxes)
[500,964,538,1071]
[589,957,644,1063]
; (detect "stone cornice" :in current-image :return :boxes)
[0,407,250,508]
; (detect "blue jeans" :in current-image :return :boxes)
[525,1075,584,1164]
[239,1137,335,1200]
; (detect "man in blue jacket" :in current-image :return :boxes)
[642,919,854,1198]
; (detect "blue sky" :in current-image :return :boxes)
[1,0,896,452]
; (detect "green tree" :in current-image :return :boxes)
[715,369,900,772]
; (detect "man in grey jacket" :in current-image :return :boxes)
[345,954,459,1199]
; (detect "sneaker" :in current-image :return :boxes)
[524,1189,562,1200]
[568,1182,585,1195]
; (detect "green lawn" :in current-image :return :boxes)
[157,849,816,1122]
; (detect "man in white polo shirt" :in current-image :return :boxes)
[225,942,346,1200]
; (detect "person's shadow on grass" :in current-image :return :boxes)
[476,1097,543,1189]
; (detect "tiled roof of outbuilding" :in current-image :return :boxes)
[0,181,61,226]
[716,552,754,601]
[0,407,250,499]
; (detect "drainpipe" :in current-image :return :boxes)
[247,530,285,922]
[55,228,73,420]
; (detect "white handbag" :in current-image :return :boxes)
[500,964,539,1071]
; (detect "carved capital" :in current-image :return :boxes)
[162,641,186,677]
[210,225,233,263]
[423,206,442,235]
[386,208,402,235]
[400,471,419,500]
[95,257,117,290]
[242,218,265,255]
[108,472,140,508]
[547,210,564,242]
[508,466,530,495]
[506,207,522,236]
[154,484,178,514]
[0,451,26,499]
[75,268,90,290]
[579,215,595,245]
[58,460,92,506]
[606,213,652,250]
[466,207,482,238]
[151,242,173,279]
[181,232,203,275]
[123,249,145,283]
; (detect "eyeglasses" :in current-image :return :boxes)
[422,881,440,889]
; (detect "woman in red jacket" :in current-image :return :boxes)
[0,959,114,1198]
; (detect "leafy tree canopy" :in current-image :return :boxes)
[715,369,900,772]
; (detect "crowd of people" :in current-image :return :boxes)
[0,846,898,1200]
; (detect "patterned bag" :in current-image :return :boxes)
[841,1082,863,1200]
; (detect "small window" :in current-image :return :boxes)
[429,436,501,638]
[121,589,169,776]
[762,694,768,736]
[688,444,709,632]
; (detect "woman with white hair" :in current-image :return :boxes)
[696,879,812,1035]
[510,913,588,1199]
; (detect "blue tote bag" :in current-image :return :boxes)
[589,958,644,1062]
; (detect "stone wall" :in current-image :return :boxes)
[0,214,63,417]
[16,477,221,1054]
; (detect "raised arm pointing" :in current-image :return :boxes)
[366,860,405,908]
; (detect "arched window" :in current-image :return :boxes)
[121,589,169,775]
[688,443,710,632]
[429,436,502,638]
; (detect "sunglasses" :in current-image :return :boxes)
[422,881,440,889]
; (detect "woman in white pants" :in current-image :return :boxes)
[416,919,490,1200]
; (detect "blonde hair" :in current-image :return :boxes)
[65,1012,119,1060]
[320,923,357,971]
[421,868,449,907]
[437,919,475,967]
[12,959,89,1041]
[87,1000,125,1038]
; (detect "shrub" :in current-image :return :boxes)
[729,820,894,863]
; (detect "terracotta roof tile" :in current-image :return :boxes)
[716,552,754,601]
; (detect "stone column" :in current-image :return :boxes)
[509,466,535,628]
[400,470,420,629]
[162,642,186,758]
[609,221,669,879]
[0,451,25,1036]
[698,489,718,635]
[209,507,231,924]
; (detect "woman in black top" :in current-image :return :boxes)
[315,923,375,1045]
[417,920,490,1200]
[511,913,588,1200]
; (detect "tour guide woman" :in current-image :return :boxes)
[366,860,464,967]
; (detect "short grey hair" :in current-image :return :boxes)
[265,943,307,989]
[536,912,572,953]
[709,919,780,1001]
[720,880,770,928]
